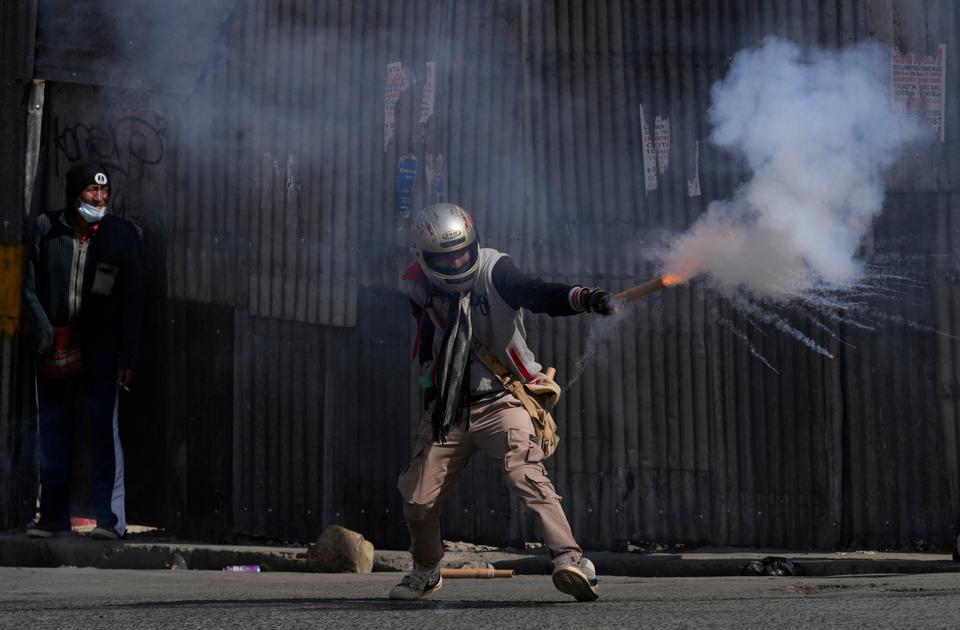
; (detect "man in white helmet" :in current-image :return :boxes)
[390,202,614,602]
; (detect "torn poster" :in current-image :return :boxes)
[687,140,701,197]
[639,104,658,192]
[425,152,446,204]
[385,61,411,152]
[891,45,946,142]
[419,61,436,143]
[394,154,418,217]
[655,115,671,174]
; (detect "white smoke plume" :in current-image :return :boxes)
[660,37,929,300]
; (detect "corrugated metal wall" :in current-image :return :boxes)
[5,0,960,551]
[0,0,36,532]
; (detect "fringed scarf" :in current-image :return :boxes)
[431,293,472,441]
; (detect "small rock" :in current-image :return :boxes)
[442,540,497,552]
[307,525,374,573]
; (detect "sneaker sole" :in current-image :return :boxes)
[26,529,60,539]
[389,576,443,601]
[552,566,599,602]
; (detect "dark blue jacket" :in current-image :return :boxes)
[23,209,143,370]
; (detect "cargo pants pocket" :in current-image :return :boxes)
[504,427,546,472]
[398,419,433,501]
[524,472,561,501]
[397,446,425,501]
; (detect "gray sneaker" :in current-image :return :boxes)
[552,552,600,602]
[389,567,443,601]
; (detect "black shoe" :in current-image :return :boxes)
[90,526,121,540]
[26,520,66,539]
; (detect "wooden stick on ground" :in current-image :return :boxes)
[440,568,515,579]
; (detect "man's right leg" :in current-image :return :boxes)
[469,395,599,601]
[391,418,475,600]
[33,375,76,535]
[83,347,125,539]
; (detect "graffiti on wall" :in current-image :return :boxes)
[54,115,166,175]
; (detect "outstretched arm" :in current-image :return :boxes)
[491,256,614,316]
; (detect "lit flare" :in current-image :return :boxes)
[616,276,671,303]
[661,273,683,287]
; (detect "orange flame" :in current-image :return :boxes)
[661,257,702,287]
[661,274,683,287]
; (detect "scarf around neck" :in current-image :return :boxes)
[431,292,472,441]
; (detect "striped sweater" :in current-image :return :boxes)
[23,209,144,370]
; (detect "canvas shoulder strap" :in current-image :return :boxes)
[470,337,516,386]
[470,337,541,417]
[470,336,561,460]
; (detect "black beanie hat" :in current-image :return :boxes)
[65,161,111,207]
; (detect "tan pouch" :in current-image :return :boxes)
[510,377,561,459]
[471,339,562,459]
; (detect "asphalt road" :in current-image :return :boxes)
[4,567,960,629]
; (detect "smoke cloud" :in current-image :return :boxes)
[660,37,929,300]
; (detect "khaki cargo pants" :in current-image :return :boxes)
[397,392,582,569]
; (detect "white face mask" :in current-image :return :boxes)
[77,202,108,223]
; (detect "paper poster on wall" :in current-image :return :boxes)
[655,115,671,174]
[385,62,411,152]
[394,154,418,217]
[419,62,436,143]
[687,140,701,197]
[891,45,946,142]
[425,152,446,204]
[639,104,658,192]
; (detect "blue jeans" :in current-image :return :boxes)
[36,346,125,534]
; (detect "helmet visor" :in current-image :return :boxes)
[423,242,479,278]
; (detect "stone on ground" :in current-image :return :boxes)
[307,525,374,573]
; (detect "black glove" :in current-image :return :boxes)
[579,287,614,315]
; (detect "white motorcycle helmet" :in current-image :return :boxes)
[411,203,480,293]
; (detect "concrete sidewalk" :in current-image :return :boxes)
[2,532,959,577]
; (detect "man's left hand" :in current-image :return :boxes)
[580,288,618,315]
[117,368,134,391]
